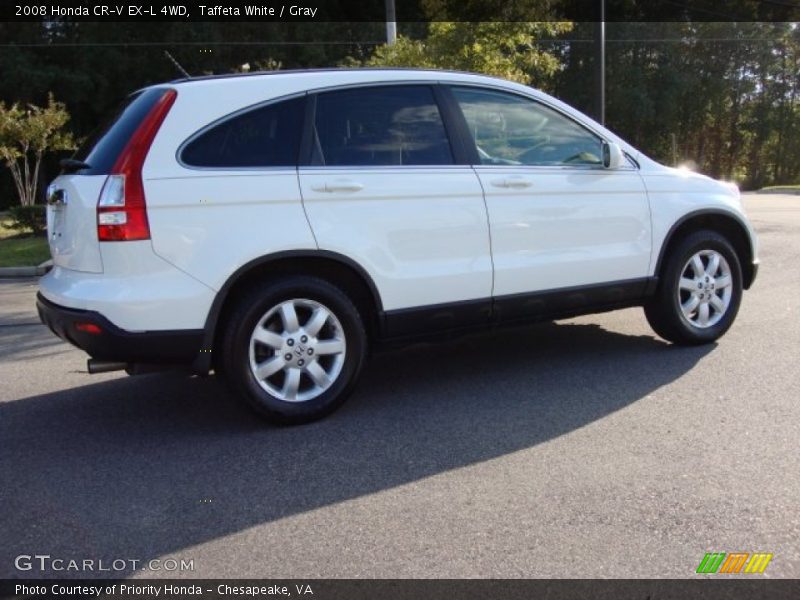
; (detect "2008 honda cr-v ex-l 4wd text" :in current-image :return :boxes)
[37,68,759,424]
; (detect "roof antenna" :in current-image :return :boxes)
[164,50,191,78]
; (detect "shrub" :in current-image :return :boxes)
[8,204,46,235]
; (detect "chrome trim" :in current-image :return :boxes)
[470,164,637,173]
[47,187,68,206]
[297,165,476,173]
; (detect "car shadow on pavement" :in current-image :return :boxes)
[0,320,713,578]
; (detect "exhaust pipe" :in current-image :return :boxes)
[87,359,127,374]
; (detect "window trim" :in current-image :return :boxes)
[176,91,308,171]
[299,83,467,168]
[444,83,638,171]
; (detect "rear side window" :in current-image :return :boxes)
[181,96,305,168]
[312,86,453,167]
[76,87,172,175]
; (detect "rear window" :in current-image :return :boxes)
[75,87,171,175]
[180,96,305,168]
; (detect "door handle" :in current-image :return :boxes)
[310,179,364,193]
[490,177,532,189]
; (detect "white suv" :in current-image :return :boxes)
[38,68,759,423]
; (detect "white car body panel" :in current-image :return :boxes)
[475,166,651,295]
[639,167,756,274]
[143,171,316,292]
[40,242,215,331]
[298,167,492,310]
[46,174,106,273]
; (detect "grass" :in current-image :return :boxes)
[0,214,51,267]
[0,235,50,267]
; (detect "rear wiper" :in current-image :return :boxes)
[60,158,91,173]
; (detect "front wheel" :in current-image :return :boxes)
[645,230,743,345]
[221,277,367,424]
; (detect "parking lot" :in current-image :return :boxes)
[1,193,798,579]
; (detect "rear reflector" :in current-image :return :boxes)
[97,89,177,242]
[74,322,103,335]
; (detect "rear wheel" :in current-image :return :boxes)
[221,276,367,424]
[645,230,743,345]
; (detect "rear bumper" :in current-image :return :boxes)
[37,293,203,364]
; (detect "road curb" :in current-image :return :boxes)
[0,259,52,279]
[753,189,800,195]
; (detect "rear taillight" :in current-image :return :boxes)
[97,89,177,241]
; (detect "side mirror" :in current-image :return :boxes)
[602,141,625,169]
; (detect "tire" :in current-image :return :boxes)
[644,229,743,345]
[221,276,367,425]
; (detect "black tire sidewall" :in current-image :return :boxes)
[224,277,366,424]
[662,232,743,343]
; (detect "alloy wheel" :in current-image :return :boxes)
[677,249,733,329]
[248,298,347,402]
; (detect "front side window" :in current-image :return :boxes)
[451,87,603,167]
[181,96,304,168]
[312,86,453,167]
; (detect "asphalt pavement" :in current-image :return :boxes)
[1,193,798,579]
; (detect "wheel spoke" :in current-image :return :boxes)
[304,307,330,337]
[253,328,284,349]
[697,302,710,326]
[282,368,301,401]
[691,255,705,277]
[715,274,732,289]
[255,356,286,379]
[316,339,345,356]
[682,294,700,314]
[710,294,725,313]
[679,277,696,291]
[706,253,720,277]
[279,302,300,331]
[305,361,330,388]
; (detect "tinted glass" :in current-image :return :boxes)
[452,87,603,167]
[313,86,453,166]
[77,88,169,175]
[181,96,304,167]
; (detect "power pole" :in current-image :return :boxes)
[386,0,397,46]
[595,0,606,125]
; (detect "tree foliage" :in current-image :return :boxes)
[0,93,76,206]
[360,22,573,88]
[555,22,800,187]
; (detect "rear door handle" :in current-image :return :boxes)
[310,179,364,193]
[490,176,532,189]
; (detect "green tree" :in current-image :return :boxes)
[358,21,573,88]
[0,94,76,206]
